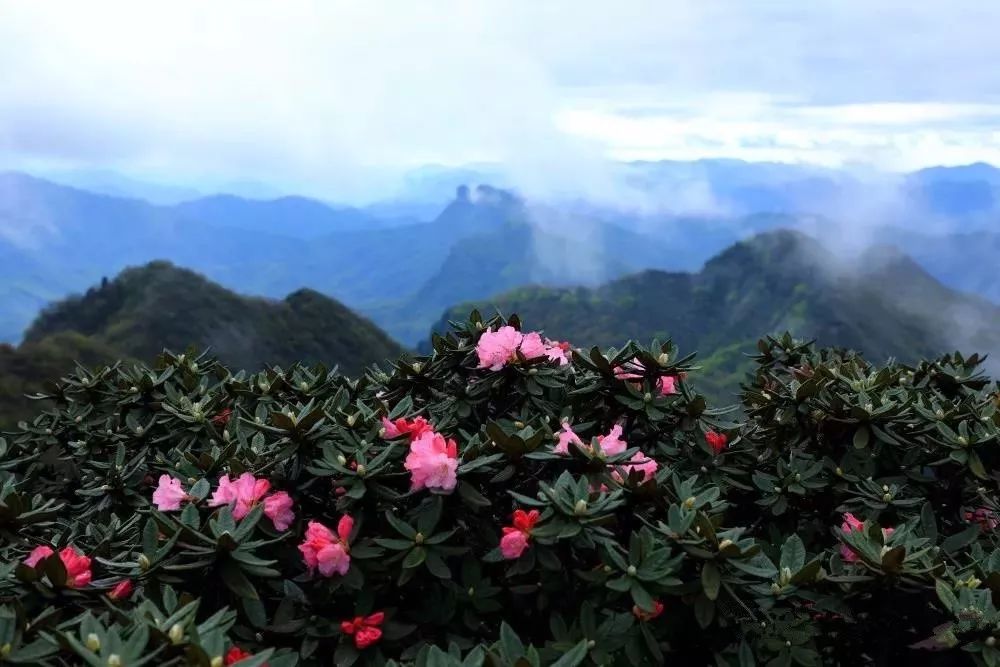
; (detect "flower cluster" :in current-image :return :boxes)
[475,325,569,370]
[153,472,295,530]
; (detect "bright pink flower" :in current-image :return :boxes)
[658,375,678,396]
[152,475,188,511]
[108,579,134,600]
[381,415,433,441]
[24,545,54,567]
[59,547,92,588]
[341,612,384,650]
[210,473,270,520]
[613,451,659,484]
[519,332,548,359]
[553,423,585,455]
[705,430,728,455]
[225,647,268,666]
[299,517,353,577]
[476,326,523,370]
[404,431,459,492]
[263,491,295,531]
[500,509,540,559]
[596,424,628,456]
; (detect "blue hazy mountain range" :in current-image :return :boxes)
[1,159,998,347]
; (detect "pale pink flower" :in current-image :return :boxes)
[299,516,353,577]
[614,358,645,381]
[210,475,239,506]
[519,332,548,359]
[500,509,540,559]
[476,326,523,370]
[613,451,659,483]
[263,491,295,531]
[152,475,188,511]
[404,430,459,492]
[24,545,54,567]
[210,473,271,520]
[596,424,628,456]
[553,423,586,455]
[658,376,678,396]
[545,341,571,366]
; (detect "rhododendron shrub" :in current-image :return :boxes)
[1,314,999,666]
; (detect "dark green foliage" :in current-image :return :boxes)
[2,310,1000,665]
[24,262,403,375]
[432,230,1000,403]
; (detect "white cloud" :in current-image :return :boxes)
[2,0,1000,199]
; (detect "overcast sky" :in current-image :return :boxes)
[2,0,1000,197]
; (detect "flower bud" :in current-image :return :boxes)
[138,553,151,571]
[108,655,122,667]
[658,353,669,364]
[414,532,425,544]
[987,637,997,647]
[337,454,347,465]
[770,583,782,595]
[718,539,734,550]
[411,362,422,373]
[86,633,101,651]
[587,640,596,649]
[883,493,893,502]
[643,392,652,403]
[626,565,637,576]
[467,586,475,596]
[602,565,612,573]
[514,421,525,429]
[683,496,696,509]
[574,499,588,515]
[958,436,968,446]
[211,658,224,667]
[355,464,367,476]
[779,567,792,586]
[347,414,357,427]
[168,623,184,644]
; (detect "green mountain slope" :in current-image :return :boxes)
[23,261,404,375]
[432,230,1000,402]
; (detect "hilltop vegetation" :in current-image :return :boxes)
[1,311,999,665]
[0,263,403,426]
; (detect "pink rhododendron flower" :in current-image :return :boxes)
[24,545,54,567]
[210,473,270,520]
[966,507,999,531]
[613,452,659,483]
[381,415,432,441]
[658,375,678,396]
[546,341,571,365]
[519,332,548,359]
[263,491,295,531]
[705,430,728,455]
[341,612,385,650]
[553,423,585,455]
[500,509,540,559]
[596,424,628,456]
[299,516,353,577]
[404,431,459,493]
[152,475,188,511]
[108,579,134,600]
[476,326,523,370]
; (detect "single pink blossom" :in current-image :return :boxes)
[545,341,571,365]
[60,547,93,588]
[500,509,540,559]
[109,579,134,600]
[263,491,295,531]
[553,423,586,455]
[519,332,548,359]
[596,424,628,456]
[404,431,459,493]
[210,475,239,506]
[299,517,353,577]
[613,358,646,381]
[500,531,530,559]
[476,326,523,370]
[658,375,678,396]
[613,451,659,483]
[381,415,432,441]
[24,545,54,567]
[152,475,188,511]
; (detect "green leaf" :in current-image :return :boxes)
[550,640,590,667]
[942,525,979,554]
[220,562,259,600]
[702,562,721,601]
[780,534,806,573]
